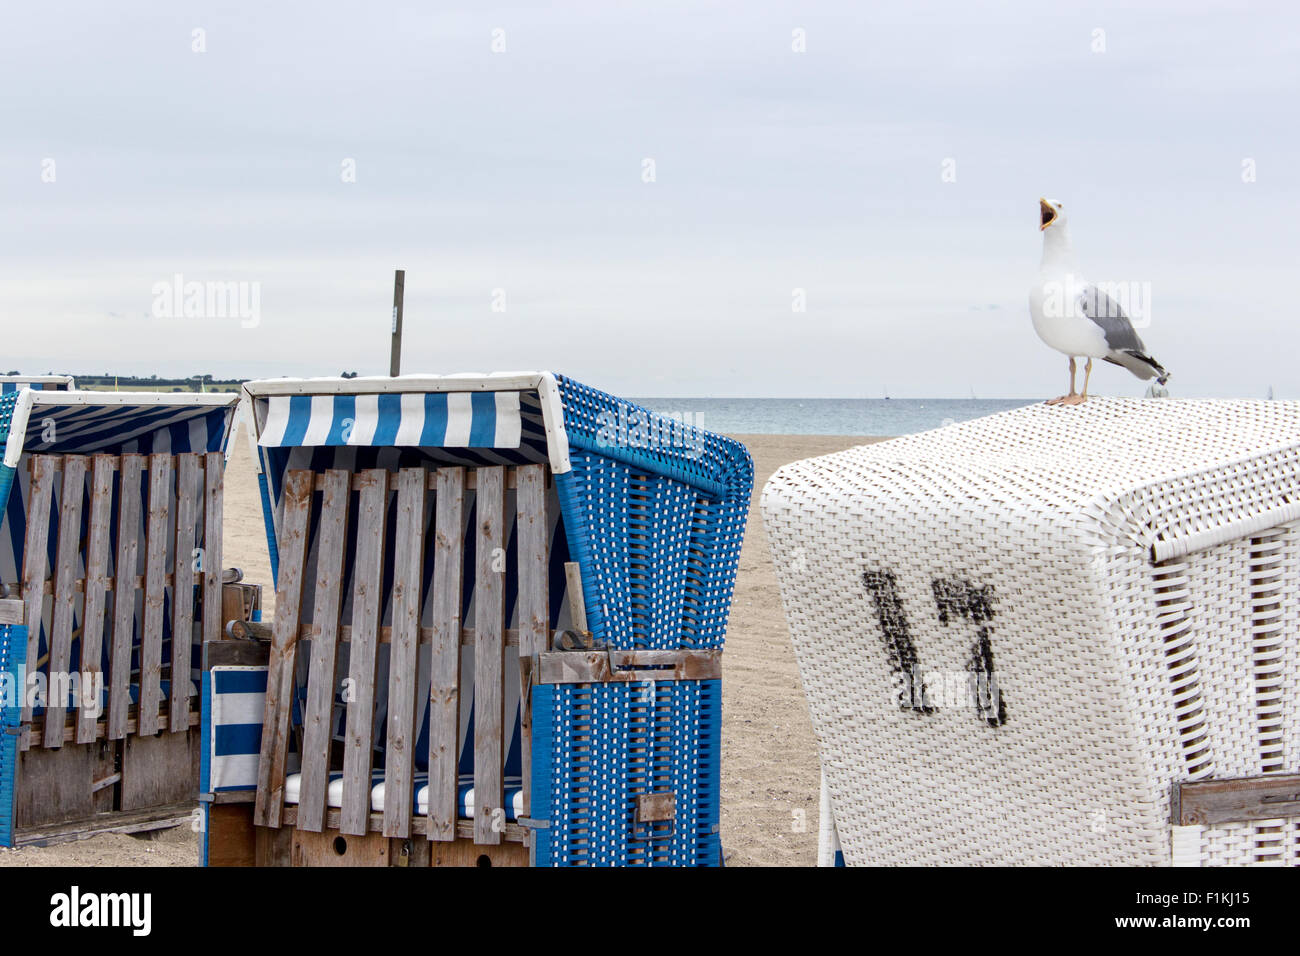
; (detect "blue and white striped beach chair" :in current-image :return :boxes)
[0,387,242,847]
[202,372,752,866]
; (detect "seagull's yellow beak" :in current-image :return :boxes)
[1039,197,1058,231]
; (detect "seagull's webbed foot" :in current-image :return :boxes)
[1045,357,1086,405]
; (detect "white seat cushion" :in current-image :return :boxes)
[286,771,524,820]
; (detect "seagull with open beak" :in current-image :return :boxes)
[1028,197,1169,405]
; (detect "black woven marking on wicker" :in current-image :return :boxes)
[932,577,1008,727]
[862,570,934,715]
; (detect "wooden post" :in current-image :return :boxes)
[389,269,405,377]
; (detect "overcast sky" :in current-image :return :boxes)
[2,1,1296,397]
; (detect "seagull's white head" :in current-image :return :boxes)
[1039,197,1066,231]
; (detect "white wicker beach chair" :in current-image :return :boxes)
[762,398,1300,866]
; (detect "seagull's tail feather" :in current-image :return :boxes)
[1106,349,1170,385]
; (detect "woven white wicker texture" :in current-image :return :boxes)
[761,398,1300,866]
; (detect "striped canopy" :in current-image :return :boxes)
[258,390,526,450]
[2,391,237,468]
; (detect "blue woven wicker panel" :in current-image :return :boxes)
[561,454,703,651]
[552,377,751,652]
[0,621,28,848]
[532,678,721,867]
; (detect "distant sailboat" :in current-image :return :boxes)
[1267,385,1275,400]
[883,386,890,401]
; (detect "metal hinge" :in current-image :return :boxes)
[632,791,676,841]
[1171,773,1300,826]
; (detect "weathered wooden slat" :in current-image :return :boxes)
[108,454,145,740]
[474,466,505,845]
[310,469,536,493]
[340,469,389,836]
[280,805,528,844]
[43,456,87,748]
[427,467,464,841]
[30,572,173,597]
[168,455,201,731]
[204,637,270,670]
[564,561,589,635]
[18,456,56,731]
[202,452,225,646]
[0,599,23,625]
[137,453,172,737]
[253,470,313,828]
[234,620,539,648]
[383,468,427,838]
[23,712,197,749]
[76,456,116,744]
[515,464,548,818]
[515,466,549,659]
[297,469,351,833]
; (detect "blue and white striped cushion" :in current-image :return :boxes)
[208,666,267,791]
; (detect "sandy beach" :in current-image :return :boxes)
[0,430,879,868]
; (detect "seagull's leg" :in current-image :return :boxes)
[1060,358,1091,405]
[1046,357,1078,405]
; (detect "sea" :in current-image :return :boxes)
[631,398,1036,437]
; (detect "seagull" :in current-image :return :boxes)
[1029,197,1169,405]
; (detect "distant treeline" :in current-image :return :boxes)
[73,374,245,392]
[7,372,360,392]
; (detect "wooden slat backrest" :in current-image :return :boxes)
[427,467,465,841]
[16,452,219,745]
[43,456,86,747]
[254,469,314,828]
[264,462,551,840]
[473,466,506,845]
[296,468,350,833]
[383,467,426,838]
[75,456,115,744]
[340,469,389,836]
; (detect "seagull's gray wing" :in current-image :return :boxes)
[1075,285,1145,352]
[1077,284,1170,384]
